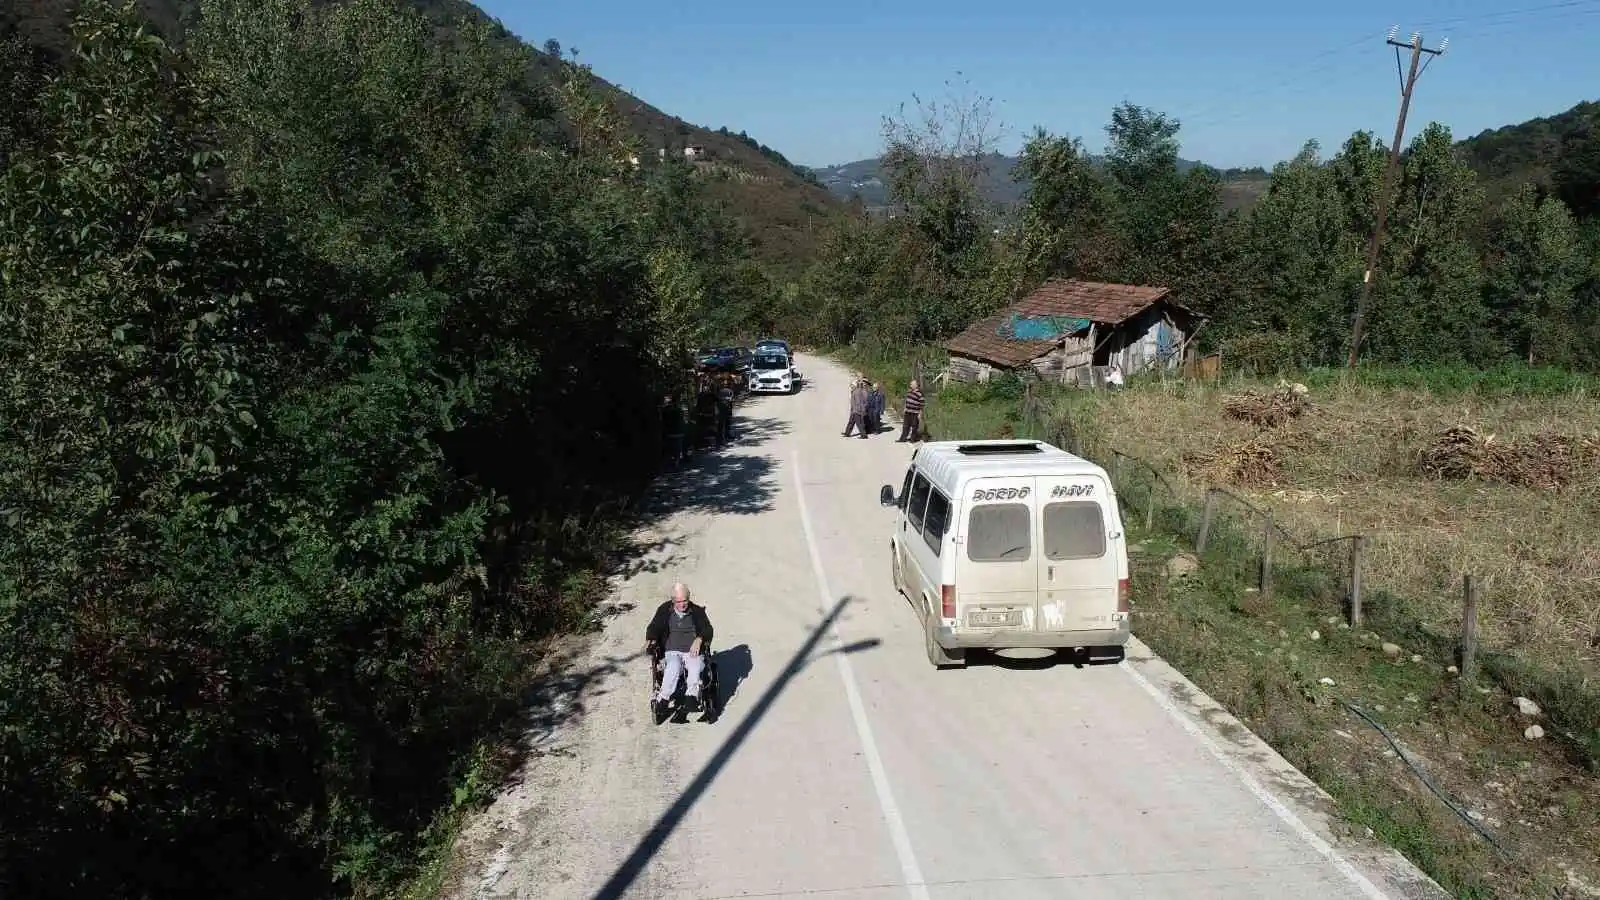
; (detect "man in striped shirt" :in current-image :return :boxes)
[897,379,924,443]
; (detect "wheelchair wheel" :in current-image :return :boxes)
[701,661,720,715]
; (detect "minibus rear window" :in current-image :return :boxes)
[1043,501,1106,560]
[967,504,1031,562]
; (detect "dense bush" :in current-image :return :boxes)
[0,1,735,896]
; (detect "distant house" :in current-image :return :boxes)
[683,146,707,159]
[943,279,1205,386]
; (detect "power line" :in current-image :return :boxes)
[1177,2,1600,130]
[1169,31,1379,127]
[1443,5,1600,37]
[1346,28,1448,370]
[1411,0,1600,29]
[1185,6,1600,132]
[1179,57,1374,131]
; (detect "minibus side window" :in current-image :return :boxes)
[1043,501,1106,560]
[967,503,1031,562]
[906,473,932,534]
[921,489,951,556]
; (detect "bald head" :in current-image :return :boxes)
[671,582,690,607]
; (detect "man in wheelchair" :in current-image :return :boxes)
[644,582,714,716]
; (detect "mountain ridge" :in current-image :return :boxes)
[810,152,1271,213]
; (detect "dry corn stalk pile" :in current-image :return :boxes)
[1418,425,1600,489]
[1183,436,1285,487]
[1222,381,1309,428]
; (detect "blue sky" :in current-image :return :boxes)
[479,0,1600,170]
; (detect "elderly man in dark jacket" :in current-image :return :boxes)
[867,381,886,433]
[644,582,714,713]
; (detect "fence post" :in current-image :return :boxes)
[1196,489,1218,553]
[1460,574,1480,694]
[1348,536,1366,628]
[1260,510,1274,602]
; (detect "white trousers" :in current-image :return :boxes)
[657,650,704,700]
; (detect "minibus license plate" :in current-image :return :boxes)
[969,610,1017,627]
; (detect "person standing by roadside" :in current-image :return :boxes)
[695,376,716,449]
[715,374,735,445]
[868,382,886,434]
[843,377,869,438]
[897,379,924,443]
[660,392,685,467]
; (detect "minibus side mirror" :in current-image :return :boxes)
[879,485,898,507]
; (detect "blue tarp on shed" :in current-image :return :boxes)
[998,313,1091,341]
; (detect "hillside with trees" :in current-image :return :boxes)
[0,0,779,897]
[1458,99,1600,212]
[2,0,844,273]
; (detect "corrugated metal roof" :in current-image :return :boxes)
[944,279,1175,367]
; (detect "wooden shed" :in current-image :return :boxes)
[943,279,1205,386]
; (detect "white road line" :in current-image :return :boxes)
[793,451,931,900]
[1119,659,1394,900]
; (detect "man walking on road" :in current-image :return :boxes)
[843,378,870,438]
[897,379,924,442]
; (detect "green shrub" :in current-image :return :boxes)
[0,2,731,897]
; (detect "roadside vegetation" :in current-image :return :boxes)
[842,367,1600,899]
[6,0,1600,898]
[1078,369,1600,895]
[0,1,764,897]
[810,72,1600,900]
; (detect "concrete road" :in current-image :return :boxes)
[446,353,1447,900]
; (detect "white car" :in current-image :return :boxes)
[748,352,800,394]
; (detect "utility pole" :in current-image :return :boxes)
[1345,28,1448,369]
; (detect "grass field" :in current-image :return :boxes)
[836,347,1600,899]
[1069,371,1600,681]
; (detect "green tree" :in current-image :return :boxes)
[879,76,1003,273]
[1552,123,1600,221]
[1329,130,1387,245]
[1,3,311,892]
[1483,183,1584,365]
[1098,103,1228,313]
[1232,140,1363,362]
[2,1,751,897]
[1367,123,1494,365]
[1011,127,1119,283]
[1103,102,1181,194]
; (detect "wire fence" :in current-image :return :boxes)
[1010,379,1529,705]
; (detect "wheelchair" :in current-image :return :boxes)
[648,640,720,721]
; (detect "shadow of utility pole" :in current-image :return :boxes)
[591,595,879,900]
